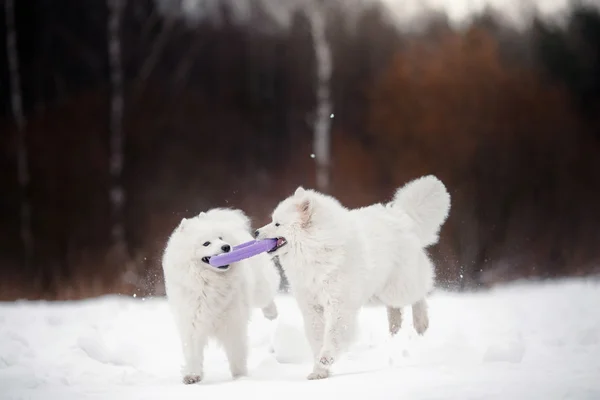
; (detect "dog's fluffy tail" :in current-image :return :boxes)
[390,175,451,247]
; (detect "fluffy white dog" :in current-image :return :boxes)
[162,208,280,384]
[255,175,450,379]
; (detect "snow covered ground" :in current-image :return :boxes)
[1,279,599,400]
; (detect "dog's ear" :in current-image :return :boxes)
[295,186,305,196]
[229,208,252,232]
[177,217,189,232]
[296,196,313,229]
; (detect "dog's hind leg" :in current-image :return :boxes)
[261,300,278,320]
[412,298,429,335]
[386,306,403,336]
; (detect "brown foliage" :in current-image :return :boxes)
[2,4,599,299]
[371,28,577,180]
[370,27,598,287]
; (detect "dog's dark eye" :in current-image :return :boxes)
[203,241,210,247]
[218,237,222,240]
[275,223,280,227]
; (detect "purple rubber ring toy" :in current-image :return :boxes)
[209,238,277,267]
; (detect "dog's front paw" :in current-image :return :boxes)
[413,313,429,335]
[387,307,402,336]
[263,309,278,321]
[307,368,330,380]
[230,367,248,379]
[318,355,334,366]
[316,348,335,366]
[262,302,278,321]
[183,374,202,385]
[307,352,333,380]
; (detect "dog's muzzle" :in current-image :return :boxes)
[267,237,288,253]
[201,256,230,270]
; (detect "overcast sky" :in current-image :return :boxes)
[156,0,596,28]
[381,0,585,26]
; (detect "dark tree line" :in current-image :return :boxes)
[1,0,599,299]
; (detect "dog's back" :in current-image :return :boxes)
[350,204,421,290]
[349,175,449,297]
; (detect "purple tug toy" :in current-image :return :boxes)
[208,238,278,268]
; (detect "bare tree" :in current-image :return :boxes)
[309,0,333,191]
[5,0,34,267]
[107,0,136,287]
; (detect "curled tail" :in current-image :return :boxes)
[389,175,451,247]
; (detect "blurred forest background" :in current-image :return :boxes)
[1,0,599,301]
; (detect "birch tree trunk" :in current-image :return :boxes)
[5,0,34,267]
[309,0,333,191]
[107,0,134,283]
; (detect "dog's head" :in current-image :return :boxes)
[169,215,236,272]
[255,187,345,257]
[199,208,253,237]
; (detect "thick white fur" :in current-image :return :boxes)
[162,208,280,384]
[256,175,450,379]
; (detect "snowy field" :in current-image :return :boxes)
[1,279,599,400]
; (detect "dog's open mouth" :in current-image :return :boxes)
[268,237,288,253]
[201,256,229,270]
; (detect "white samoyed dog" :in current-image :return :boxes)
[162,208,280,384]
[255,175,450,380]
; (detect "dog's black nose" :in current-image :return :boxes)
[221,244,231,252]
[253,230,259,238]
